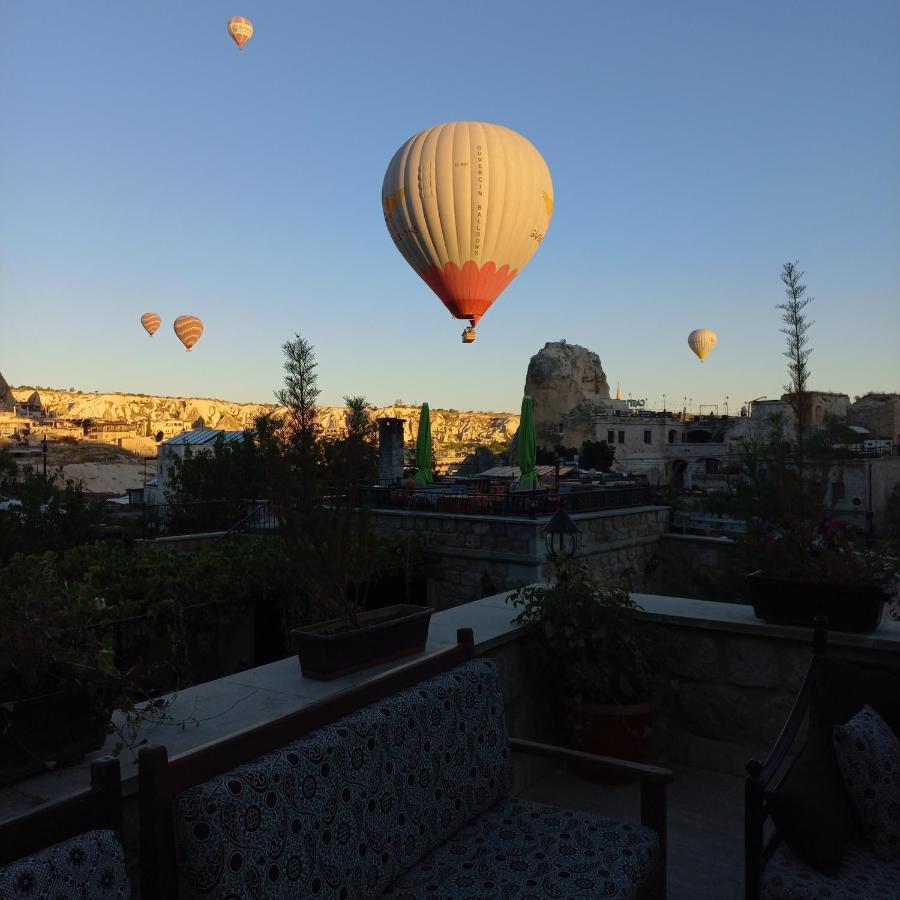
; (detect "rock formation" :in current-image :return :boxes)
[5,387,518,467]
[524,340,623,449]
[0,372,15,413]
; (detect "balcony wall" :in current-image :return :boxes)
[372,505,670,608]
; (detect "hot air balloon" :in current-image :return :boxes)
[140,312,161,336]
[174,315,204,352]
[688,328,717,362]
[227,16,253,49]
[382,121,553,343]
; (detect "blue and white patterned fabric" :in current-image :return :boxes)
[0,828,131,899]
[762,839,900,900]
[174,658,513,899]
[833,704,900,861]
[382,796,659,899]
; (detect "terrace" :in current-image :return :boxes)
[3,583,898,898]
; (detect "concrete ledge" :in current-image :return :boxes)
[634,593,900,651]
[5,588,898,817]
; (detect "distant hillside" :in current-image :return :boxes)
[10,388,518,456]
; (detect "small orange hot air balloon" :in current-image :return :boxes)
[174,315,204,352]
[227,16,253,50]
[141,312,161,336]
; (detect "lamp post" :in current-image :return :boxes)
[544,507,581,567]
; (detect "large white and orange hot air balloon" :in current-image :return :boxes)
[382,121,554,343]
[688,328,717,362]
[227,16,253,50]
[174,315,204,352]
[140,312,161,336]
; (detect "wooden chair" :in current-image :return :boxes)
[0,756,131,897]
[745,622,900,900]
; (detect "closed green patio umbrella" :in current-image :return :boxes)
[414,403,434,484]
[514,395,540,491]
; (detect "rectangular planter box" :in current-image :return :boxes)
[746,570,888,633]
[292,604,433,681]
[0,668,114,787]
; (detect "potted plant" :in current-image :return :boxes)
[0,554,179,785]
[256,337,433,681]
[0,560,118,785]
[508,560,656,780]
[746,518,894,632]
[740,262,898,632]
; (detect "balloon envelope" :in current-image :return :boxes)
[174,315,204,352]
[688,329,717,362]
[382,121,553,342]
[227,16,253,49]
[140,312,161,336]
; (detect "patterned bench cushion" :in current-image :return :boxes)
[382,797,659,900]
[174,658,513,899]
[762,840,900,900]
[0,828,131,899]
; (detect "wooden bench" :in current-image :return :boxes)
[0,756,132,898]
[140,629,671,899]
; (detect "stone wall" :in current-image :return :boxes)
[655,534,747,602]
[646,620,900,775]
[372,505,670,609]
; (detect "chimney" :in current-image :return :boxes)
[377,418,406,484]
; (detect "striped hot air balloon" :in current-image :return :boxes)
[383,121,553,343]
[174,315,204,352]
[140,312,161,336]
[688,328,717,362]
[227,16,253,49]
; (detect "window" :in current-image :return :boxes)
[607,430,615,444]
[643,430,652,444]
[618,430,625,444]
[832,482,845,502]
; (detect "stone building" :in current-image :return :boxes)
[147,428,245,504]
[848,393,900,444]
[589,410,754,487]
[750,392,851,434]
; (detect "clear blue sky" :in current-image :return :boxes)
[2,1,898,412]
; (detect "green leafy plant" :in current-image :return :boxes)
[507,560,655,706]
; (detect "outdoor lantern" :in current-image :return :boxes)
[544,507,581,561]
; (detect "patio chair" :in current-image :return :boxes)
[0,756,132,898]
[745,622,900,899]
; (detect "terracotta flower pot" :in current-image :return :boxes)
[292,604,433,681]
[566,699,656,784]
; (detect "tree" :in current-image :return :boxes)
[580,440,616,472]
[255,338,395,631]
[777,261,814,475]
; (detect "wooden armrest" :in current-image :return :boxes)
[509,737,673,783]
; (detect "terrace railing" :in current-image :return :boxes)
[143,499,278,537]
[143,485,660,536]
[363,484,660,517]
